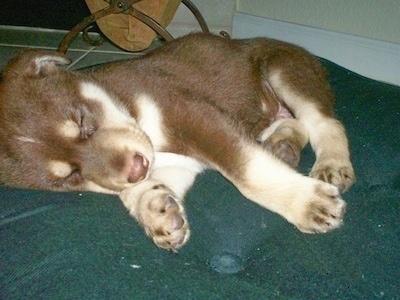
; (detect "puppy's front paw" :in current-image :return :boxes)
[291,182,346,234]
[310,160,355,193]
[121,185,190,251]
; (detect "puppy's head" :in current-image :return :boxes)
[0,49,153,193]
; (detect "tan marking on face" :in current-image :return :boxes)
[48,160,73,178]
[59,120,80,138]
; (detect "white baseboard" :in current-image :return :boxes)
[232,12,400,86]
[166,24,231,38]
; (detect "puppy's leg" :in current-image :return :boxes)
[234,144,346,234]
[266,66,355,192]
[119,154,202,251]
[258,118,309,168]
[168,102,347,234]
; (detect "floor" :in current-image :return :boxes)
[0,25,159,72]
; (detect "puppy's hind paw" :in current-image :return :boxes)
[310,161,355,193]
[263,139,301,168]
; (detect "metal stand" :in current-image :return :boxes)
[58,0,210,53]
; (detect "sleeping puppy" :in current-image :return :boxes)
[0,33,355,251]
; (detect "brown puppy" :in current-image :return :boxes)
[0,33,355,251]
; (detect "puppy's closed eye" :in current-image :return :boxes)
[59,108,98,139]
[78,115,97,139]
[57,168,84,187]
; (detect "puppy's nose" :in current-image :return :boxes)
[128,154,149,183]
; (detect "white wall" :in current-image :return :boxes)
[167,0,236,37]
[237,0,400,45]
[232,13,400,86]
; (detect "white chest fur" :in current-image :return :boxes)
[135,94,168,151]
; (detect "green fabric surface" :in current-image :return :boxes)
[1,59,399,299]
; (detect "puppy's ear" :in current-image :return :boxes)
[3,49,72,78]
